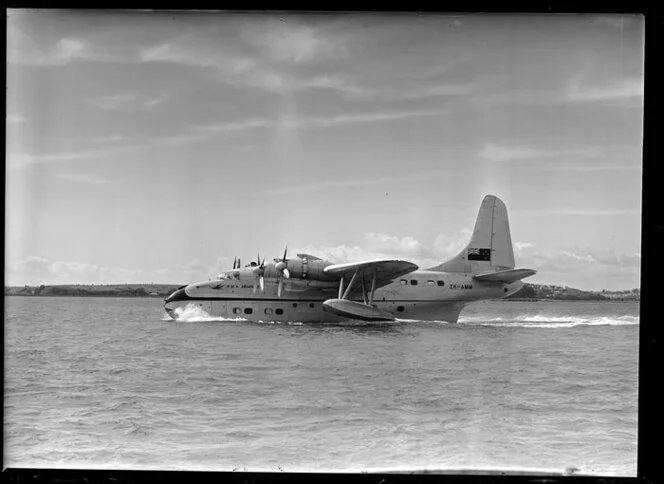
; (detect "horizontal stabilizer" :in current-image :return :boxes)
[473,268,537,284]
[323,299,395,321]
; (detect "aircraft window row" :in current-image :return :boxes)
[233,307,284,315]
[230,305,314,316]
[400,279,444,286]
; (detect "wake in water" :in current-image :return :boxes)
[458,314,639,328]
[164,304,639,329]
[163,304,247,323]
[163,304,304,325]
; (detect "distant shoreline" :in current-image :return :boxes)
[4,283,640,302]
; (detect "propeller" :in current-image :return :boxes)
[275,246,290,297]
[253,254,266,293]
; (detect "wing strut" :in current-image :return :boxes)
[369,268,377,305]
[342,269,360,300]
[335,267,379,306]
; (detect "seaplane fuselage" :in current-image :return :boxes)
[164,195,536,323]
[164,267,524,322]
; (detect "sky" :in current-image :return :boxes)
[6,11,644,290]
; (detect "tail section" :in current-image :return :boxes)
[429,195,515,274]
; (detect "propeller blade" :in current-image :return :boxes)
[233,257,237,270]
[253,280,257,293]
[283,268,290,279]
[259,276,264,292]
[278,277,283,297]
[238,258,241,268]
[283,245,288,262]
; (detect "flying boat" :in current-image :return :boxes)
[164,195,536,323]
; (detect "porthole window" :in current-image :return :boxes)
[504,288,508,292]
[265,308,273,315]
[292,303,298,308]
[244,308,253,315]
[427,280,435,286]
[410,280,418,286]
[437,281,444,287]
[400,279,407,285]
[397,306,405,312]
[275,308,284,315]
[232,307,241,314]
[309,303,314,308]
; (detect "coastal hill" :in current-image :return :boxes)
[4,283,640,301]
[505,284,639,301]
[4,284,181,298]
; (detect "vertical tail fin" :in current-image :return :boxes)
[428,195,515,273]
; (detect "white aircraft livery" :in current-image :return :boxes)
[164,195,536,323]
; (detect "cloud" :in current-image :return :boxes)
[432,228,473,259]
[53,38,89,63]
[8,27,120,66]
[566,77,643,103]
[479,143,601,162]
[240,18,348,63]
[300,229,472,271]
[515,208,641,216]
[591,15,629,29]
[7,256,137,285]
[253,169,448,197]
[196,107,447,135]
[509,242,640,287]
[6,256,214,285]
[92,135,128,144]
[85,92,167,111]
[85,92,138,110]
[7,114,27,124]
[513,241,535,251]
[56,173,112,185]
[364,232,439,260]
[10,143,138,166]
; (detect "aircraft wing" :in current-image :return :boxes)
[297,253,323,261]
[324,259,419,294]
[473,268,537,284]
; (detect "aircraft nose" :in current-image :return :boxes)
[164,286,189,304]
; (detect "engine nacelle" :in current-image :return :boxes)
[281,257,338,281]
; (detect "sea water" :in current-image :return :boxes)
[4,296,638,475]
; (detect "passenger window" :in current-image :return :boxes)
[292,303,298,308]
[265,308,273,315]
[410,280,418,286]
[244,308,253,315]
[397,306,405,312]
[437,281,444,287]
[427,280,435,286]
[275,308,284,315]
[400,279,407,285]
[232,308,241,314]
[309,303,314,308]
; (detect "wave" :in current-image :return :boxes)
[458,314,639,328]
[163,304,247,323]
